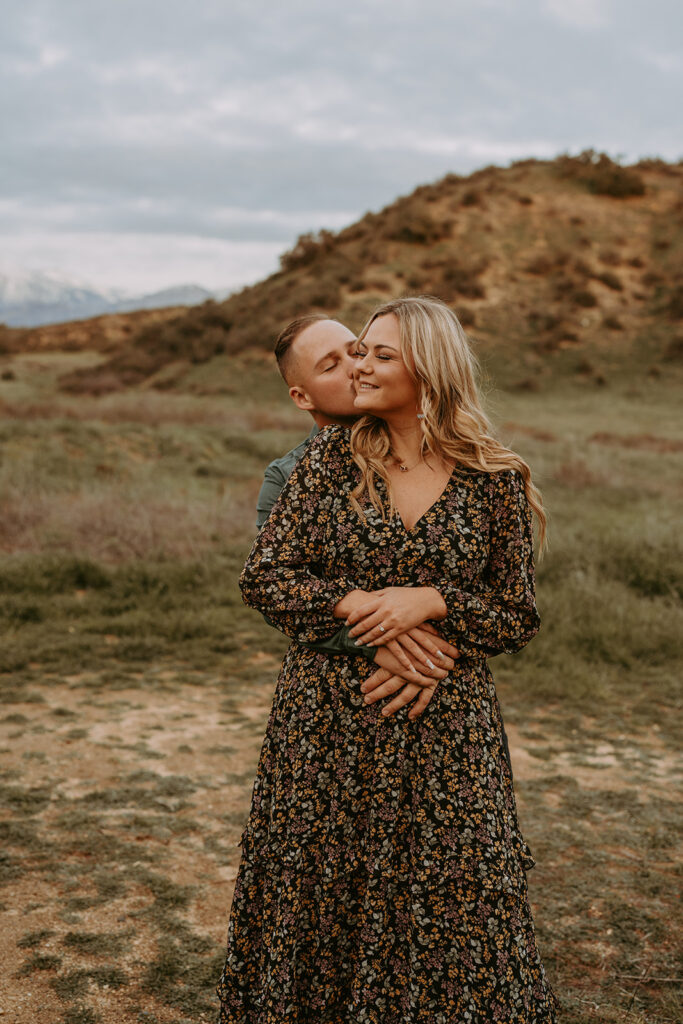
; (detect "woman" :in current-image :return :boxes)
[217,297,557,1022]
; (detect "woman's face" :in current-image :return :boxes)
[353,314,418,418]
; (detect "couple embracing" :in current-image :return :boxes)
[217,296,557,1023]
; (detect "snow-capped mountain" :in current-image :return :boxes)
[0,269,214,327]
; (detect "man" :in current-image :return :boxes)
[256,313,359,529]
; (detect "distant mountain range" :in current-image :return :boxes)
[0,269,214,327]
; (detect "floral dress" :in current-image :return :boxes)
[216,426,557,1024]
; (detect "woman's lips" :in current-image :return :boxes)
[356,382,379,390]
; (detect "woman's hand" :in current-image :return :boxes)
[346,587,447,647]
[360,667,438,720]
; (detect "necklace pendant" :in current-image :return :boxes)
[399,464,409,472]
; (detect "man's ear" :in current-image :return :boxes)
[289,385,315,413]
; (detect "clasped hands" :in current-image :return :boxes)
[333,587,456,721]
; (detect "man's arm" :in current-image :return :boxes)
[255,461,289,529]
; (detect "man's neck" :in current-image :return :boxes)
[310,412,357,429]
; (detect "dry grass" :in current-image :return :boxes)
[0,483,256,561]
[0,275,682,1021]
[7,155,679,394]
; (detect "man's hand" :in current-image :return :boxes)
[373,644,451,686]
[346,587,447,647]
[361,667,438,721]
[391,624,460,673]
[333,589,370,622]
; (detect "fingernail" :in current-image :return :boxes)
[410,665,417,673]
[436,650,444,659]
[354,640,362,646]
[360,685,367,693]
[364,696,372,704]
[427,660,435,670]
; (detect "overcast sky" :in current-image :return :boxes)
[2,0,681,294]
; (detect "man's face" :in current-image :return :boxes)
[288,320,359,426]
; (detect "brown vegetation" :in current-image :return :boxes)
[2,154,681,401]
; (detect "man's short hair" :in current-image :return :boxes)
[274,313,331,383]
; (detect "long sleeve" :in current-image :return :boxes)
[255,461,290,529]
[241,428,357,645]
[432,469,540,656]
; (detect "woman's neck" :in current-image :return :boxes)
[384,415,423,464]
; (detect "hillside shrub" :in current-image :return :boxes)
[380,204,447,245]
[439,261,486,300]
[572,289,598,308]
[666,286,683,319]
[664,335,683,360]
[594,272,623,291]
[461,189,482,207]
[599,249,621,266]
[279,230,336,271]
[602,315,624,331]
[556,150,646,198]
[525,252,570,276]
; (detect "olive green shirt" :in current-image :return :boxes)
[255,423,376,661]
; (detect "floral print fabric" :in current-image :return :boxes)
[217,426,557,1023]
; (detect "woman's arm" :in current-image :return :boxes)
[240,429,357,645]
[346,470,540,656]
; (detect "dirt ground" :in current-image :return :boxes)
[1,657,680,1024]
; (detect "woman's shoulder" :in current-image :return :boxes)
[302,424,353,470]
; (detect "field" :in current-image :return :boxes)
[0,345,681,1024]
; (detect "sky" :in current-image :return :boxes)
[2,0,682,295]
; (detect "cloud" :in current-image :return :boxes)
[1,229,284,294]
[541,0,611,30]
[1,0,682,291]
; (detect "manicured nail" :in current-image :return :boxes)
[354,639,362,647]
[410,664,417,673]
[436,650,445,659]
[364,696,372,704]
[427,660,435,670]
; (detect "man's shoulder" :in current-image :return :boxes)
[264,434,313,483]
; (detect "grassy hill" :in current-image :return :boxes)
[2,151,681,396]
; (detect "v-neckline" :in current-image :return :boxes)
[384,466,456,535]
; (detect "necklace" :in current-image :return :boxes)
[391,454,422,473]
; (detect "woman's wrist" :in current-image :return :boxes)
[422,587,448,621]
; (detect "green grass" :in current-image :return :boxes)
[0,350,681,1023]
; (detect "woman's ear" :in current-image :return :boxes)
[289,385,315,413]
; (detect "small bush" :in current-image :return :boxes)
[556,150,646,198]
[602,315,624,331]
[381,205,447,245]
[666,286,683,320]
[439,261,487,301]
[664,335,683,361]
[594,272,623,291]
[572,289,598,308]
[525,252,570,276]
[279,230,335,271]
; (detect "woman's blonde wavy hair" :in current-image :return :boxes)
[349,296,547,551]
